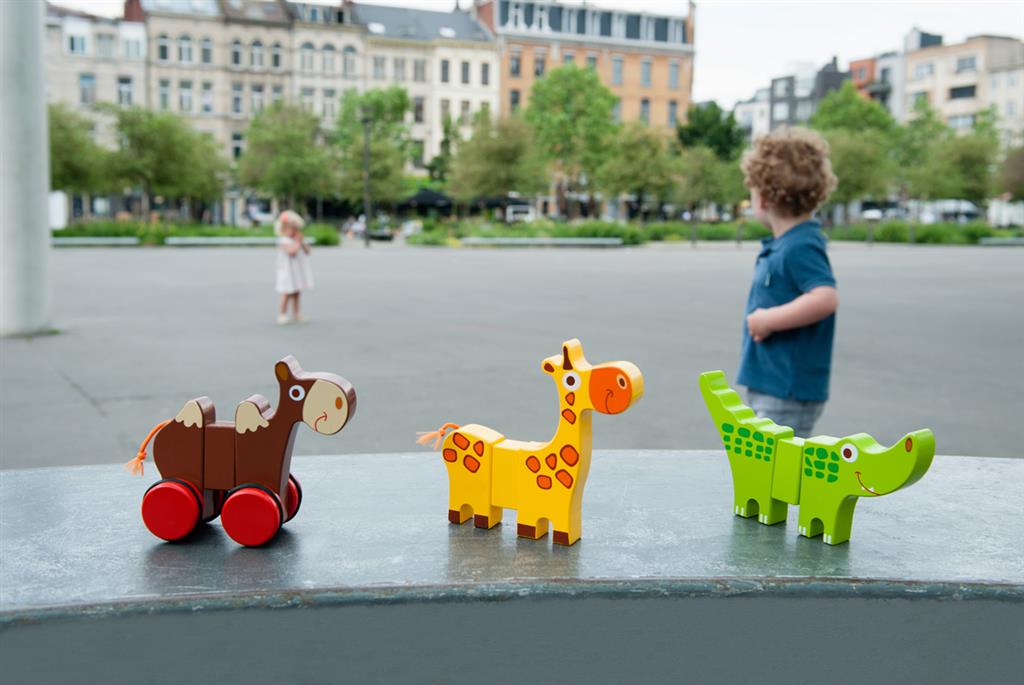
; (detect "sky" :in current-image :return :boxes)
[54,0,1024,109]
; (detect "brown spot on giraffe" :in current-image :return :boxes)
[442,448,457,462]
[545,453,557,469]
[543,362,554,373]
[525,455,540,472]
[463,455,480,473]
[556,470,574,488]
[452,433,470,450]
[565,392,575,406]
[560,445,579,466]
[473,440,485,456]
[536,475,552,489]
[561,409,576,425]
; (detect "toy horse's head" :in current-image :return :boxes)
[274,356,357,434]
[541,339,644,415]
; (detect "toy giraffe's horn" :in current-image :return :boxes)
[416,423,461,451]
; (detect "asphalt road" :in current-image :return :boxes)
[2,240,1021,468]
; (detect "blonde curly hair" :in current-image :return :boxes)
[274,209,306,236]
[741,127,838,217]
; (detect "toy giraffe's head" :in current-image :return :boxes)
[274,356,357,435]
[541,339,643,417]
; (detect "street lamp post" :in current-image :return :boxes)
[360,107,372,248]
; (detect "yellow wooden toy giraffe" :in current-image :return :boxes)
[418,339,643,546]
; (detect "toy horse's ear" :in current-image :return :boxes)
[275,356,303,383]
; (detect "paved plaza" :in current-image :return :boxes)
[1,241,1021,468]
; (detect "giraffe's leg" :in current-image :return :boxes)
[516,512,549,540]
[551,505,582,546]
[474,505,503,529]
[448,503,473,525]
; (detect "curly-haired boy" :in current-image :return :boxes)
[737,127,839,436]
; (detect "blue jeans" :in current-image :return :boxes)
[746,389,825,438]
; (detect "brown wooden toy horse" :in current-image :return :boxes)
[128,356,356,546]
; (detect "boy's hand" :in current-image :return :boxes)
[747,308,774,343]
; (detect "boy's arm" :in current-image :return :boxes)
[747,286,838,342]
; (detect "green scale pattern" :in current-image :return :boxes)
[720,423,773,462]
[803,446,840,483]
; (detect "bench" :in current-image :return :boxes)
[979,236,1024,246]
[51,236,141,246]
[461,236,624,247]
[164,236,319,246]
[2,450,1020,684]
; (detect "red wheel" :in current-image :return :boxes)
[221,484,283,547]
[142,479,201,542]
[284,474,302,523]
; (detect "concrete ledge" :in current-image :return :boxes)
[51,236,141,246]
[461,236,624,247]
[2,451,1021,684]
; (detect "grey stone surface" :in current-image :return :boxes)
[1,242,1022,468]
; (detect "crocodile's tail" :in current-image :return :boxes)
[698,371,795,448]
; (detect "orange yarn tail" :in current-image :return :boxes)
[125,419,172,476]
[416,422,461,451]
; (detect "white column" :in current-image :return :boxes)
[1,0,51,336]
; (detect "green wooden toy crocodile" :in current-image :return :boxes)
[699,370,935,545]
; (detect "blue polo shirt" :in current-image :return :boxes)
[737,220,836,402]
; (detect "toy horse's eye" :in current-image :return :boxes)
[562,371,580,391]
[289,385,306,401]
[840,444,858,463]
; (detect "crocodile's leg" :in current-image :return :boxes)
[819,498,857,545]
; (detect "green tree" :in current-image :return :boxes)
[676,101,746,161]
[999,146,1024,200]
[449,112,546,204]
[334,87,411,208]
[809,81,896,136]
[525,64,616,217]
[48,104,112,198]
[186,132,230,217]
[823,129,895,223]
[942,107,1000,206]
[596,123,675,221]
[427,115,458,184]
[239,103,332,209]
[893,99,957,202]
[673,145,747,212]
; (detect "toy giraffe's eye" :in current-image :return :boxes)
[289,385,306,401]
[562,371,580,391]
[840,444,858,463]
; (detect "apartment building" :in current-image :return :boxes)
[768,58,848,129]
[288,2,365,127]
[733,87,769,141]
[472,0,694,128]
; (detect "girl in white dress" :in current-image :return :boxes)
[275,210,314,324]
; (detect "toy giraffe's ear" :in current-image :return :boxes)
[542,356,559,375]
[275,356,303,383]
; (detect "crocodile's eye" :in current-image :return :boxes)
[562,371,580,391]
[840,443,859,463]
[288,384,306,401]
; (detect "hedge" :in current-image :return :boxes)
[52,221,340,246]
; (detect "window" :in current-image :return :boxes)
[251,84,264,113]
[201,37,212,64]
[481,62,490,86]
[158,79,170,110]
[414,96,425,123]
[880,67,891,83]
[117,76,132,106]
[460,99,471,124]
[855,67,866,81]
[669,61,680,89]
[1008,100,1017,118]
[323,45,336,73]
[562,51,574,65]
[640,98,650,124]
[251,40,264,69]
[668,100,678,125]
[231,82,243,114]
[955,55,977,73]
[441,59,450,83]
[1008,72,1018,87]
[231,39,243,66]
[510,2,524,28]
[68,35,87,55]
[272,43,283,69]
[510,53,521,78]
[641,59,652,87]
[178,35,192,63]
[612,99,621,122]
[480,101,490,118]
[411,140,425,168]
[991,74,1000,89]
[772,102,789,121]
[79,73,95,104]
[301,87,315,112]
[301,43,315,72]
[201,82,213,113]
[157,34,169,61]
[373,56,386,80]
[534,54,546,77]
[796,100,813,121]
[413,58,426,82]
[612,56,623,85]
[912,91,928,106]
[394,57,406,82]
[913,62,934,79]
[123,38,142,59]
[441,98,451,121]
[97,34,115,58]
[948,114,974,129]
[773,80,788,97]
[271,85,283,104]
[323,89,336,118]
[671,19,686,43]
[179,80,193,113]
[461,61,470,84]
[344,46,357,77]
[232,132,244,160]
[949,85,976,100]
[510,89,520,111]
[587,53,597,70]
